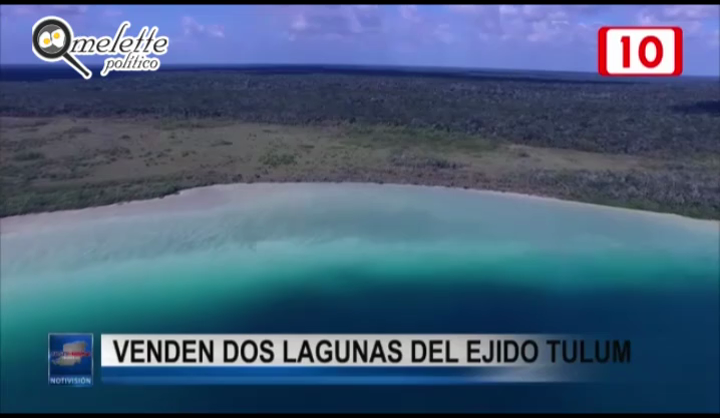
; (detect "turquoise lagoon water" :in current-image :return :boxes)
[1,183,718,412]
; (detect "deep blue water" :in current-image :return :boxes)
[2,283,719,413]
[1,183,718,413]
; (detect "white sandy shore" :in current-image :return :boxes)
[1,182,718,236]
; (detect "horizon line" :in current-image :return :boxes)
[1,63,717,79]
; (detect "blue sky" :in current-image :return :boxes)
[2,5,718,75]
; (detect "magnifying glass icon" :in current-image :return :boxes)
[32,16,92,79]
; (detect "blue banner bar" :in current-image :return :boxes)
[101,366,536,385]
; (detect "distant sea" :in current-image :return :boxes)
[1,183,718,413]
[1,63,713,84]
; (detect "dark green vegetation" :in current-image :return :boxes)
[1,71,719,219]
[2,72,719,157]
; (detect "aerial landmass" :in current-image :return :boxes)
[1,66,718,219]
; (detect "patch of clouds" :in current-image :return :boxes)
[103,9,123,18]
[526,20,570,43]
[433,23,454,44]
[279,5,612,48]
[661,5,719,21]
[1,5,88,17]
[399,5,422,23]
[286,5,383,41]
[393,5,460,47]
[448,5,609,45]
[637,5,719,45]
[182,16,225,39]
[277,5,718,57]
[445,5,487,15]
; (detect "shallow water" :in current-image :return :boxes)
[1,183,718,412]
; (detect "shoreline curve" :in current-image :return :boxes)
[2,182,718,236]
